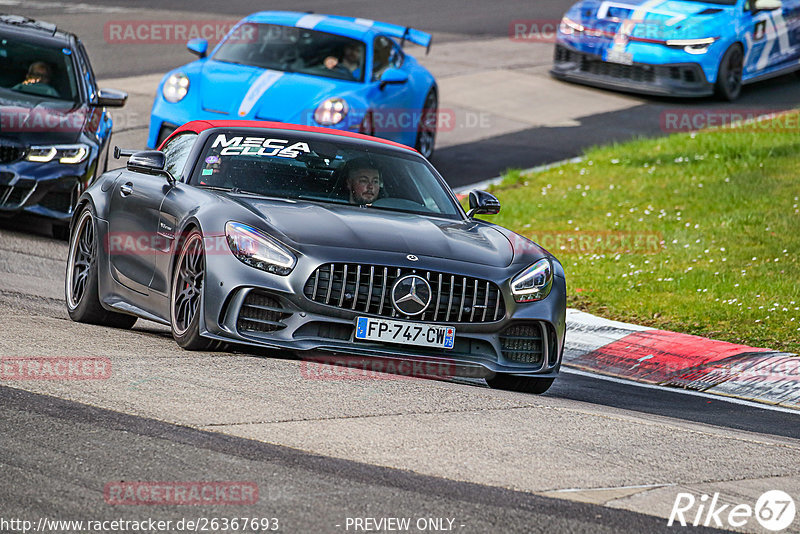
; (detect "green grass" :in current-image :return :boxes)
[480,117,800,353]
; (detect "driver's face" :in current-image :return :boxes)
[344,45,362,64]
[348,168,381,204]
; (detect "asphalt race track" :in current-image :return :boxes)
[2,2,800,533]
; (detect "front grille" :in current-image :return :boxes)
[237,290,291,333]
[0,180,35,208]
[0,142,24,164]
[304,263,505,323]
[500,324,545,364]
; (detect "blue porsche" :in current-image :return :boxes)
[551,0,800,100]
[148,12,438,158]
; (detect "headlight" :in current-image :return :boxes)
[559,17,584,36]
[314,97,349,125]
[511,258,553,303]
[162,72,190,103]
[225,222,296,275]
[26,144,89,164]
[666,37,718,55]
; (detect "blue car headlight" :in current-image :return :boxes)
[26,144,89,164]
[511,258,553,303]
[162,72,190,103]
[666,37,718,55]
[225,222,296,275]
[314,97,349,125]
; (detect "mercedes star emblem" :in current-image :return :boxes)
[391,275,432,316]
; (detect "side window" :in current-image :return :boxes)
[371,36,393,81]
[75,42,97,102]
[162,133,197,181]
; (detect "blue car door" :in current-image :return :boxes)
[368,35,417,145]
[742,0,800,77]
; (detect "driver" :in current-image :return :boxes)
[13,61,59,98]
[323,43,363,79]
[344,157,382,205]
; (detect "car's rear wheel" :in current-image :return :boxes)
[415,88,437,159]
[486,374,555,395]
[170,229,218,350]
[715,44,743,102]
[65,206,138,328]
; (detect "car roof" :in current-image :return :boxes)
[164,120,420,154]
[241,11,380,41]
[0,15,74,46]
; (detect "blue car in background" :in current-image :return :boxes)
[149,12,439,158]
[552,0,800,100]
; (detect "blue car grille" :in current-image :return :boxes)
[0,142,25,164]
[0,179,35,208]
[304,263,506,324]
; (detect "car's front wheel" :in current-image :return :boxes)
[65,206,138,328]
[487,374,555,395]
[415,88,438,159]
[170,229,218,350]
[715,44,743,102]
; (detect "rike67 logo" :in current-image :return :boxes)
[668,490,796,531]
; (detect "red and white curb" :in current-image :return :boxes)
[564,309,800,410]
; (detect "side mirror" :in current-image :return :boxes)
[753,0,782,10]
[467,190,501,217]
[379,67,409,90]
[187,38,208,58]
[127,150,175,185]
[96,88,127,108]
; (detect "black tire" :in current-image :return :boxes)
[487,374,555,395]
[170,229,218,350]
[715,45,744,102]
[65,206,138,329]
[415,88,437,159]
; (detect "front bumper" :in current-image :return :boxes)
[551,43,714,98]
[196,247,567,378]
[0,162,88,223]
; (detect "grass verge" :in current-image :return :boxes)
[481,115,800,353]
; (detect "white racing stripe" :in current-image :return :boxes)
[295,14,326,30]
[237,70,284,117]
[354,18,375,28]
[563,367,800,414]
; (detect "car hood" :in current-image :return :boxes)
[235,198,515,268]
[567,0,732,41]
[197,60,359,122]
[0,93,86,144]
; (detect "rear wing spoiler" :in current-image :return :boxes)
[327,16,433,54]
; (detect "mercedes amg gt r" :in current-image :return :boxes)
[66,120,566,394]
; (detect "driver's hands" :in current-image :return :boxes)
[323,56,339,70]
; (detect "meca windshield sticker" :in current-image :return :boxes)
[212,135,311,159]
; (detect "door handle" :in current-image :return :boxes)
[120,182,133,197]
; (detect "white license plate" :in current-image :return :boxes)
[355,317,455,350]
[605,49,634,65]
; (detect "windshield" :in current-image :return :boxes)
[191,131,462,219]
[213,23,366,83]
[0,37,79,101]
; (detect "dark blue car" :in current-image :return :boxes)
[0,15,127,238]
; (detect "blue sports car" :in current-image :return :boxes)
[148,12,438,158]
[551,0,800,100]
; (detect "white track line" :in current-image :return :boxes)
[562,367,800,414]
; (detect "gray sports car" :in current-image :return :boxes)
[65,120,566,394]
